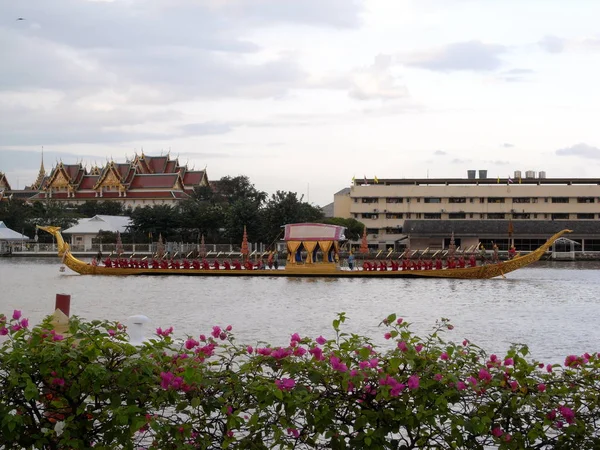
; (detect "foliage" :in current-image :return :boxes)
[1,311,599,449]
[322,217,365,241]
[74,201,130,218]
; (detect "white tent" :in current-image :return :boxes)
[0,221,30,241]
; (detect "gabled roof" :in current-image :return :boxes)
[182,170,205,186]
[63,215,132,235]
[0,221,30,241]
[78,175,99,190]
[129,173,181,189]
[0,173,11,191]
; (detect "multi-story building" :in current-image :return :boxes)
[3,153,209,208]
[334,171,600,252]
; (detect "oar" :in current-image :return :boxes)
[186,251,194,258]
[375,250,382,259]
[386,248,394,258]
[431,250,441,259]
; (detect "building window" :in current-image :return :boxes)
[385,227,402,234]
[487,197,505,203]
[406,213,411,219]
[513,198,531,203]
[361,198,378,204]
[480,198,485,203]
[577,197,595,203]
[469,213,474,218]
[584,239,600,251]
[551,213,569,220]
[448,197,466,203]
[551,197,569,203]
[469,198,474,203]
[513,239,547,251]
[513,213,530,219]
[577,213,595,219]
[424,197,441,203]
[449,212,466,219]
[386,197,403,203]
[415,213,421,218]
[424,213,441,219]
[366,228,378,235]
[362,213,378,219]
[487,213,506,219]
[386,213,403,219]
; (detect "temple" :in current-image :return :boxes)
[19,153,209,207]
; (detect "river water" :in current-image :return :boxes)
[1,258,599,365]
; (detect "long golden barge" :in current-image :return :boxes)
[38,224,571,279]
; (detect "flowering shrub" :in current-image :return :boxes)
[1,311,599,449]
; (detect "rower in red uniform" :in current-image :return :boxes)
[202,259,210,270]
[223,261,231,270]
[232,260,242,270]
[151,259,159,269]
[104,257,112,268]
[435,257,443,270]
[183,259,191,269]
[508,246,516,259]
[469,254,476,267]
[213,260,220,270]
[458,256,466,268]
[192,260,200,270]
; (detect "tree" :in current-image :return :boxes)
[74,201,127,217]
[214,175,267,206]
[130,205,182,241]
[322,217,365,241]
[260,191,324,243]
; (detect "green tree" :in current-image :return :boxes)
[214,175,267,205]
[130,205,182,241]
[74,201,128,217]
[322,217,365,241]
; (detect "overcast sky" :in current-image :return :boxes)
[2,0,600,205]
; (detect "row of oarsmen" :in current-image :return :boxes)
[360,255,478,271]
[101,257,268,270]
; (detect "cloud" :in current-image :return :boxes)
[434,150,447,155]
[539,35,566,54]
[348,54,409,101]
[450,158,470,164]
[179,122,236,136]
[501,143,515,148]
[556,143,600,159]
[485,160,511,166]
[498,68,533,83]
[399,40,507,72]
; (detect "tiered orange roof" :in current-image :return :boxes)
[26,154,208,203]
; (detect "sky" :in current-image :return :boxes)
[2,0,600,206]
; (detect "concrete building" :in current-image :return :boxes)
[334,171,600,250]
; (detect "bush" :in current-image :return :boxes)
[0,311,599,449]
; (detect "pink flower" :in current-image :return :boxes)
[547,409,556,420]
[359,361,369,370]
[52,377,65,386]
[185,338,199,350]
[247,346,253,354]
[504,358,514,366]
[52,334,64,341]
[211,326,221,338]
[415,344,423,353]
[446,324,454,330]
[257,347,272,356]
[564,355,582,368]
[368,358,379,368]
[457,381,466,390]
[108,329,116,337]
[478,368,492,382]
[440,352,449,361]
[315,335,326,345]
[226,405,233,415]
[275,378,295,391]
[434,373,443,381]
[509,381,519,391]
[384,332,392,340]
[0,327,8,336]
[462,339,469,346]
[226,325,232,331]
[492,427,503,438]
[156,326,173,337]
[490,354,498,363]
[271,347,292,359]
[538,383,546,392]
[287,428,300,438]
[11,324,21,332]
[290,332,301,343]
[467,376,477,387]
[397,341,408,352]
[309,346,324,361]
[20,318,29,328]
[397,318,403,325]
[12,310,21,320]
[546,364,553,373]
[219,332,227,340]
[558,406,575,424]
[407,375,420,390]
[330,355,348,372]
[199,334,206,341]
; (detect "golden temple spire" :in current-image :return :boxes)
[31,146,47,190]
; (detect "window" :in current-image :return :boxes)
[513,213,530,219]
[415,213,422,219]
[449,212,466,219]
[366,228,378,235]
[480,198,485,203]
[577,213,594,219]
[386,213,403,219]
[577,197,595,203]
[488,197,505,203]
[424,197,441,203]
[385,227,403,234]
[551,197,569,204]
[386,197,403,203]
[362,213,378,219]
[584,239,600,251]
[469,198,474,203]
[551,213,569,220]
[513,239,547,251]
[361,198,378,204]
[487,213,506,219]
[513,198,531,203]
[449,197,466,203]
[424,213,441,219]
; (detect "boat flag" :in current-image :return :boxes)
[374,176,379,184]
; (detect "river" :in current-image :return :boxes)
[1,258,599,365]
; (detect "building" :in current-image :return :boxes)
[3,153,209,207]
[63,215,132,251]
[334,170,600,250]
